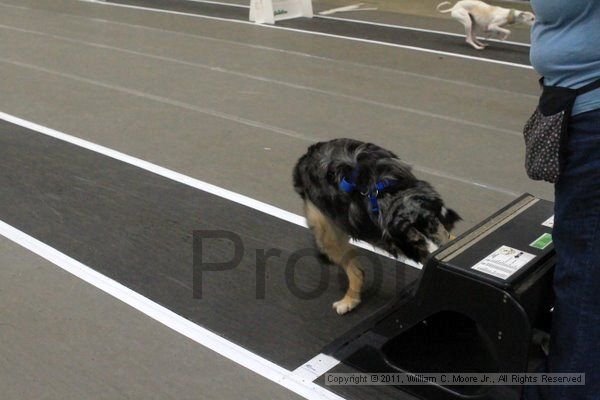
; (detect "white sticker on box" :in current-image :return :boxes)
[472,246,536,280]
[542,215,554,228]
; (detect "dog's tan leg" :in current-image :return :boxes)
[471,25,488,48]
[452,8,485,50]
[468,25,486,49]
[304,201,364,315]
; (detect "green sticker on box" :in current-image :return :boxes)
[530,233,553,250]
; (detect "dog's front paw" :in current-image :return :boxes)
[332,296,361,315]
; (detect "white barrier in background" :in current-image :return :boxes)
[249,0,313,24]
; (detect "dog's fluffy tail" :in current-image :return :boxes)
[436,1,454,13]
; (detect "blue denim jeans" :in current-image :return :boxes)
[524,108,600,400]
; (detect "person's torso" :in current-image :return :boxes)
[530,0,600,115]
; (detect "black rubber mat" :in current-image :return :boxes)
[105,0,531,67]
[0,120,419,371]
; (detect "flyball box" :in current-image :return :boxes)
[324,194,556,400]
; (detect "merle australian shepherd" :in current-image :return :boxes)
[293,138,461,314]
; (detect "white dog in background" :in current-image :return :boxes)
[437,1,535,50]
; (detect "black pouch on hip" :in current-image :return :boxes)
[523,77,600,183]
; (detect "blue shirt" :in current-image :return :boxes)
[530,0,600,115]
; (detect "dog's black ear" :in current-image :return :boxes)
[439,207,461,232]
[383,210,430,263]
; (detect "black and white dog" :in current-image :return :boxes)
[293,138,460,314]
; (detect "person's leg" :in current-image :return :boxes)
[524,108,600,400]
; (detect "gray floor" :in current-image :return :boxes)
[0,236,303,400]
[0,0,551,234]
[92,0,531,65]
[0,0,551,398]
